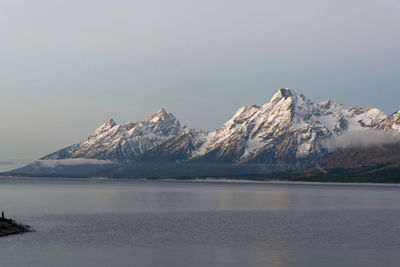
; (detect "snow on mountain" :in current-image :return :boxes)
[186,89,387,168]
[137,129,210,162]
[40,88,390,172]
[375,109,400,132]
[42,108,186,162]
[133,88,387,171]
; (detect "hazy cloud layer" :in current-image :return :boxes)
[324,130,400,151]
[0,159,34,172]
[36,159,113,168]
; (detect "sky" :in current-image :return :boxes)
[0,0,399,169]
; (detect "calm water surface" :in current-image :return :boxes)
[0,177,400,267]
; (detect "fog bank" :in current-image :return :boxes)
[324,129,400,151]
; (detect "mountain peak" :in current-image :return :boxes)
[93,119,117,135]
[157,107,167,114]
[269,88,298,103]
[105,119,117,127]
[35,87,399,178]
[147,108,176,123]
[376,109,400,132]
[278,88,296,98]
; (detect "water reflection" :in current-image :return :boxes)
[86,187,321,212]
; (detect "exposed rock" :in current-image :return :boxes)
[0,215,30,237]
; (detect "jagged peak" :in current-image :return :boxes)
[277,88,297,97]
[105,118,117,127]
[268,88,300,103]
[266,88,316,115]
[375,108,400,131]
[379,109,400,121]
[278,88,296,98]
[391,109,400,116]
[156,107,167,115]
[382,109,400,122]
[100,118,117,129]
[92,119,117,135]
[147,108,168,122]
[147,108,179,124]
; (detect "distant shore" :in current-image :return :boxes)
[2,175,400,188]
[0,216,30,237]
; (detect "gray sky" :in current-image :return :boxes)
[0,0,399,168]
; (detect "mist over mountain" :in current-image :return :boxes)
[324,129,400,151]
[5,88,400,181]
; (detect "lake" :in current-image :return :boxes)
[0,177,399,267]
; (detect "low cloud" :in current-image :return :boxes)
[36,158,113,168]
[324,129,400,151]
[0,159,33,172]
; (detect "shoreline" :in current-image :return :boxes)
[1,175,400,187]
[0,217,30,237]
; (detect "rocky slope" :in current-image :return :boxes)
[42,108,185,162]
[0,216,30,237]
[375,109,400,132]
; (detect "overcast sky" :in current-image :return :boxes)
[0,0,399,167]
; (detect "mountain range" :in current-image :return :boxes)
[5,88,400,182]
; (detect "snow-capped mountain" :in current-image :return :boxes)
[42,108,185,161]
[137,129,209,162]
[43,88,388,169]
[375,109,400,132]
[139,88,386,170]
[12,88,398,179]
[199,89,384,164]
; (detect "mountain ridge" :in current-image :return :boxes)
[6,88,400,181]
[42,108,185,162]
[137,88,387,170]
